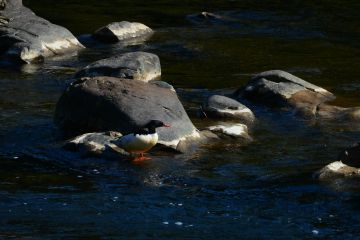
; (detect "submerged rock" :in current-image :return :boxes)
[202,95,255,123]
[0,0,84,63]
[316,104,360,121]
[75,52,161,82]
[93,21,153,43]
[55,76,201,152]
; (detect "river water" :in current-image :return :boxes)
[0,0,360,238]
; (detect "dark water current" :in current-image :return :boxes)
[0,0,360,239]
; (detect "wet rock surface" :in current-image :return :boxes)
[75,52,161,82]
[0,0,84,63]
[55,76,200,152]
[93,21,153,43]
[202,95,255,123]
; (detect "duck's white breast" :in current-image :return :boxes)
[118,133,158,153]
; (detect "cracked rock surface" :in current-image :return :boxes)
[0,0,84,63]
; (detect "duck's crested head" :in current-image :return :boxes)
[145,120,171,129]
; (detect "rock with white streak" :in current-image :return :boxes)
[0,0,84,63]
[75,52,161,82]
[207,124,252,140]
[93,21,153,43]
[202,95,255,123]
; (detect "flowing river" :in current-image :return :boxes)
[0,0,359,238]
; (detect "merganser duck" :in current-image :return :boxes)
[115,120,171,161]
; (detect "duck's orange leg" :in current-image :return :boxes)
[133,152,152,162]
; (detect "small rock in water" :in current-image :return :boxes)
[93,21,153,43]
[312,229,319,235]
[202,95,255,123]
[207,124,252,140]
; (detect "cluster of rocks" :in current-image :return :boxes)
[1,2,358,180]
[0,1,152,63]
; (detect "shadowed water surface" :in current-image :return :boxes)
[0,0,360,238]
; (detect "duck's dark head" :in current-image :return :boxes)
[145,120,171,131]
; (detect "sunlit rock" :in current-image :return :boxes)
[55,76,204,152]
[202,95,255,123]
[315,161,360,180]
[64,131,129,158]
[93,21,153,43]
[149,80,175,92]
[75,52,161,82]
[206,124,252,140]
[0,0,84,63]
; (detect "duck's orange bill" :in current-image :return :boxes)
[163,124,171,128]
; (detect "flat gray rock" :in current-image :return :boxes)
[202,95,255,123]
[0,0,84,63]
[55,76,201,152]
[75,52,161,82]
[93,21,153,43]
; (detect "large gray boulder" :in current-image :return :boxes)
[0,0,84,63]
[202,95,255,123]
[234,70,360,120]
[93,21,153,43]
[54,76,201,151]
[75,52,161,82]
